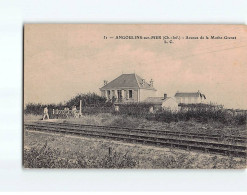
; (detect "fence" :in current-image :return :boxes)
[50,109,80,119]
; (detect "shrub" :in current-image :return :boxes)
[23,142,138,168]
[149,107,246,125]
[24,103,63,115]
[116,102,154,118]
[24,96,246,126]
[24,93,110,115]
[65,93,109,108]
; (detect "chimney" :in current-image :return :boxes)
[150,79,153,87]
[164,93,167,99]
[141,79,145,86]
[104,80,108,86]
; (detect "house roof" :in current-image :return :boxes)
[100,73,156,90]
[143,97,164,104]
[174,92,200,98]
[143,97,174,104]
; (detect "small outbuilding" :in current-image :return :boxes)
[161,97,179,112]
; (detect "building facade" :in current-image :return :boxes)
[100,73,157,103]
[174,91,206,104]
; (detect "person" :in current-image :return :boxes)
[72,106,77,112]
[43,107,49,120]
[55,109,59,119]
[72,106,78,118]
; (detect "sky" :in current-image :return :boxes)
[24,24,247,109]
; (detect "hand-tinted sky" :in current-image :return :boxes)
[24,24,247,109]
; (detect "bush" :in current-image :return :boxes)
[148,107,246,125]
[24,103,63,115]
[23,142,138,168]
[235,114,246,125]
[24,96,246,126]
[24,93,110,115]
[66,93,109,108]
[116,102,154,118]
[82,106,114,114]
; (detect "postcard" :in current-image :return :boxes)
[24,24,247,168]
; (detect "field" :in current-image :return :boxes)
[24,129,246,169]
[23,113,247,169]
[25,113,246,136]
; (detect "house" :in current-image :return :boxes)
[100,73,157,103]
[174,90,206,104]
[144,94,179,112]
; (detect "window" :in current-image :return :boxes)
[117,90,122,99]
[129,90,133,98]
[112,90,115,98]
[107,90,110,98]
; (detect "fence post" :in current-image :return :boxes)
[79,99,82,117]
[108,147,112,156]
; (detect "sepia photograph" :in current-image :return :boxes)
[23,24,247,169]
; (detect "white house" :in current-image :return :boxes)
[174,91,206,104]
[100,73,157,103]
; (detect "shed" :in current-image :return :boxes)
[161,97,179,112]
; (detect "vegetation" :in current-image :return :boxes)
[24,130,246,169]
[24,142,137,168]
[64,113,246,136]
[66,93,110,108]
[148,109,246,126]
[24,93,247,169]
[24,93,110,113]
[24,102,64,115]
[24,93,246,126]
[115,102,154,117]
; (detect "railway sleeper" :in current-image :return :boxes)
[31,122,247,142]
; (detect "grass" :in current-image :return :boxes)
[25,101,247,126]
[24,114,42,121]
[24,93,246,126]
[64,113,246,137]
[23,113,247,168]
[23,129,247,169]
[24,141,137,168]
[24,113,247,137]
[63,113,141,129]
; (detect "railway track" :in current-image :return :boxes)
[24,122,247,157]
[32,121,247,143]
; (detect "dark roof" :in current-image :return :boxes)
[143,97,164,104]
[174,92,200,98]
[100,73,156,90]
[143,97,176,104]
